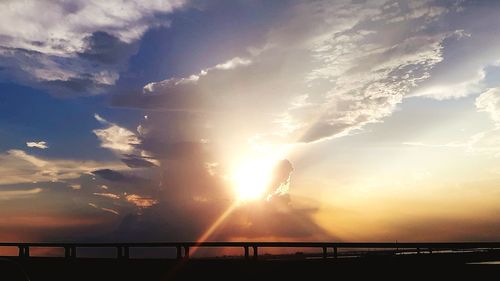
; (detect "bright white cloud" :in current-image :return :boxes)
[0,0,186,95]
[26,141,48,149]
[476,88,500,126]
[93,114,140,153]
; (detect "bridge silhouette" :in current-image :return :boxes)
[1,241,500,259]
[1,241,499,280]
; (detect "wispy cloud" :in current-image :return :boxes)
[88,203,119,215]
[0,187,42,200]
[402,141,465,148]
[0,149,125,185]
[93,192,120,200]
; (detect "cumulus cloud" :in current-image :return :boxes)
[104,0,475,242]
[115,0,467,144]
[93,114,159,168]
[26,141,48,149]
[0,0,186,95]
[93,114,140,153]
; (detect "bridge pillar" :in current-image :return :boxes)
[244,246,249,259]
[64,246,71,258]
[124,246,130,258]
[333,247,338,259]
[176,246,182,259]
[253,246,258,259]
[117,246,122,258]
[184,246,190,259]
[18,246,29,257]
[323,247,327,259]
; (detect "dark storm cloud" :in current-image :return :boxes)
[78,31,137,65]
[121,155,158,168]
[92,169,144,183]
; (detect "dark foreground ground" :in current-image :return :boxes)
[1,251,499,281]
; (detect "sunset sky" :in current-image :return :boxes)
[1,0,500,247]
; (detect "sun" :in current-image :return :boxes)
[231,157,275,201]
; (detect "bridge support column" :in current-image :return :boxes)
[64,246,71,258]
[253,246,258,259]
[176,246,182,259]
[184,246,190,259]
[244,246,249,259]
[117,246,123,258]
[323,247,327,259]
[18,246,29,257]
[124,246,130,258]
[116,246,130,259]
[333,247,338,259]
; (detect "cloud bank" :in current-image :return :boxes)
[0,0,186,96]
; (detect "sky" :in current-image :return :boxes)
[1,0,500,250]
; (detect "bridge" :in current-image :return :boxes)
[1,241,499,259]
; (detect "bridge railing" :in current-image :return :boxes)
[1,242,499,260]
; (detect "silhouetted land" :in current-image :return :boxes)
[1,250,500,280]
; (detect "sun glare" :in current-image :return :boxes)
[232,157,275,201]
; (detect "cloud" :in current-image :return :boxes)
[93,192,120,200]
[91,169,129,182]
[0,187,42,200]
[114,0,465,144]
[93,114,159,168]
[266,159,294,200]
[26,141,48,149]
[476,88,500,126]
[402,141,465,148]
[103,0,472,242]
[88,203,119,215]
[121,155,158,168]
[125,194,158,208]
[408,1,500,100]
[0,149,125,185]
[0,0,186,96]
[93,114,140,153]
[409,87,500,157]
